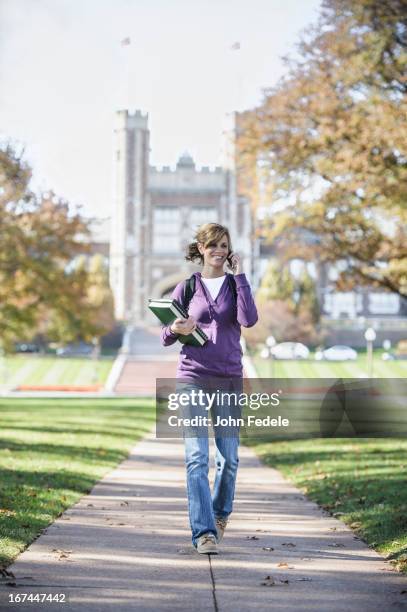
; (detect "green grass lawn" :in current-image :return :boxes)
[0,356,114,388]
[245,437,407,573]
[252,350,407,378]
[247,351,407,573]
[0,398,155,568]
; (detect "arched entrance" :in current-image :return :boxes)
[151,272,189,301]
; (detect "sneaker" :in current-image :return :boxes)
[196,533,218,554]
[215,517,228,542]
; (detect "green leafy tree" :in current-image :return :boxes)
[297,269,320,323]
[243,261,323,348]
[86,254,115,336]
[257,260,294,304]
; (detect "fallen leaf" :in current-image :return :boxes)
[260,574,290,586]
[0,509,16,517]
[52,549,72,553]
[0,568,15,582]
[52,548,72,560]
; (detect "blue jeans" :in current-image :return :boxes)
[177,380,241,547]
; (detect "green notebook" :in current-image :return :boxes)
[148,298,208,347]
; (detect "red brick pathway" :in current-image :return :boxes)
[115,357,178,395]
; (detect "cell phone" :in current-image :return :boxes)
[227,252,236,271]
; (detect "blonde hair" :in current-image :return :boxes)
[185,223,233,266]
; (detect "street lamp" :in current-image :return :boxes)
[364,327,376,378]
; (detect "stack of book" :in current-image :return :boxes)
[148,298,208,347]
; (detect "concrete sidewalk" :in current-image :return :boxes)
[1,434,406,612]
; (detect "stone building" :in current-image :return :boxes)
[255,227,407,348]
[109,109,252,324]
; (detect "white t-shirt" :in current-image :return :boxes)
[201,275,226,301]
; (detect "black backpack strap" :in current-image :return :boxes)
[182,274,196,313]
[183,273,237,313]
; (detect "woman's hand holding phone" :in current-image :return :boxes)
[170,316,197,336]
[228,252,242,275]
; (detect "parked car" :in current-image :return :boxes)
[56,342,94,357]
[317,345,357,361]
[270,342,310,360]
[15,342,40,353]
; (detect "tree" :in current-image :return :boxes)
[86,254,115,337]
[0,143,110,351]
[243,260,323,348]
[242,299,324,349]
[257,260,294,304]
[297,268,320,323]
[239,0,407,297]
[40,254,115,347]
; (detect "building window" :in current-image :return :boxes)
[190,207,217,229]
[153,207,181,253]
[323,292,363,318]
[368,293,399,315]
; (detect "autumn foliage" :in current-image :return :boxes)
[238,0,406,297]
[0,144,115,352]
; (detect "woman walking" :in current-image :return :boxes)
[160,223,258,554]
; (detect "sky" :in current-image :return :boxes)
[0,0,322,219]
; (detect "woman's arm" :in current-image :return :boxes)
[160,281,184,346]
[234,273,258,328]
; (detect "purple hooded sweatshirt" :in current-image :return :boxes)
[160,272,258,380]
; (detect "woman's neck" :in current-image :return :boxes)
[201,265,225,279]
